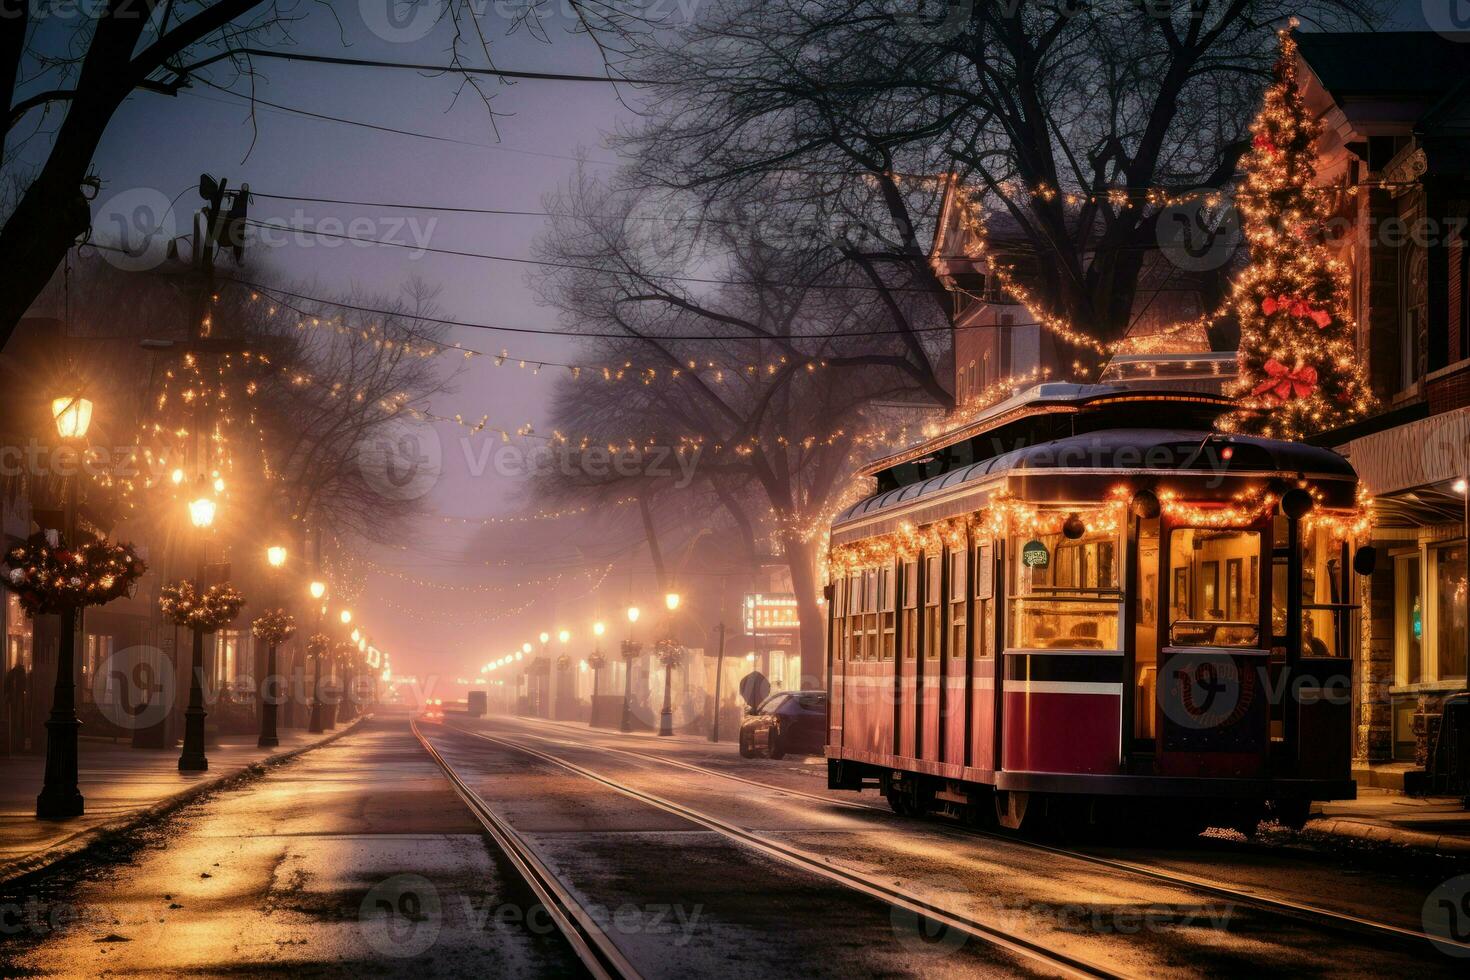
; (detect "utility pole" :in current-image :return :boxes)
[709,620,726,743]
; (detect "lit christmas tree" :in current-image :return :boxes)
[1224,28,1373,439]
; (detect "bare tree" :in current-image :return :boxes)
[620,0,1385,370]
[535,178,934,683]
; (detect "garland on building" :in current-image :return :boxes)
[251,609,297,646]
[1224,29,1374,438]
[2,530,146,616]
[160,581,246,633]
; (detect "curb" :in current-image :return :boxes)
[0,716,368,889]
[1303,814,1470,856]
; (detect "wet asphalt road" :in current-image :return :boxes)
[0,718,583,978]
[3,712,1465,977]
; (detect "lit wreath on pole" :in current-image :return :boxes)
[251,608,296,646]
[3,530,146,615]
[160,581,246,633]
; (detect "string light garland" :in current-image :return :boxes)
[1220,29,1374,438]
[828,484,1370,577]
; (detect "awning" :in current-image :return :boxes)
[1340,405,1470,497]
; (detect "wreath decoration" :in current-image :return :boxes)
[655,638,685,669]
[3,529,146,616]
[251,609,296,646]
[619,639,643,658]
[306,633,332,660]
[556,654,572,671]
[160,581,246,633]
[587,653,606,671]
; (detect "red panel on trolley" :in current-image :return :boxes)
[1002,688,1120,774]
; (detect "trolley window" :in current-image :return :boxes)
[880,566,896,661]
[1168,529,1262,648]
[1008,525,1121,650]
[949,548,967,657]
[831,578,844,664]
[924,554,942,659]
[901,559,918,660]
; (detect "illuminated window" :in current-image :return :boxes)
[1168,529,1262,648]
[1009,526,1121,650]
[949,548,967,657]
[879,566,896,661]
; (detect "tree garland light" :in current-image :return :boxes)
[1222,30,1374,438]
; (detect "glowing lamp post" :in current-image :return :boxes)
[620,605,645,734]
[179,477,218,773]
[34,394,94,818]
[258,545,289,748]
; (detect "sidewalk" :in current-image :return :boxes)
[0,721,364,884]
[1307,789,1470,856]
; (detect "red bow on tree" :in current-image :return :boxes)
[1252,133,1279,156]
[1252,359,1318,403]
[1261,294,1332,329]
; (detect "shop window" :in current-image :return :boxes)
[1167,529,1262,648]
[1009,527,1121,650]
[1397,554,1423,686]
[1434,543,1468,681]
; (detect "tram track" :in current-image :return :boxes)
[455,716,1467,960]
[427,720,1118,979]
[410,720,642,980]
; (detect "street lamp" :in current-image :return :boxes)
[309,580,326,600]
[35,393,94,818]
[179,475,219,773]
[340,609,352,625]
[522,642,532,655]
[188,477,216,528]
[627,606,640,624]
[266,545,288,568]
[51,395,93,440]
[665,592,680,612]
[558,629,570,644]
[593,621,606,639]
[539,631,550,645]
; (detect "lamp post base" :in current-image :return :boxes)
[178,705,209,772]
[308,701,323,734]
[36,716,84,819]
[659,709,674,737]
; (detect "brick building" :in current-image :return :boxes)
[1294,32,1470,782]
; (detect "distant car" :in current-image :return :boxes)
[421,698,445,723]
[739,690,826,760]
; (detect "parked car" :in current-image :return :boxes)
[738,690,826,759]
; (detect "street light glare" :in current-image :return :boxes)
[593,621,605,636]
[558,629,570,643]
[627,606,640,624]
[266,545,288,568]
[539,631,550,644]
[309,580,326,600]
[665,592,681,611]
[51,395,93,439]
[340,609,352,624]
[522,642,532,654]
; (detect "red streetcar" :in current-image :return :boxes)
[824,385,1372,838]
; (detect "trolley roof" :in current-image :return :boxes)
[833,385,1357,544]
